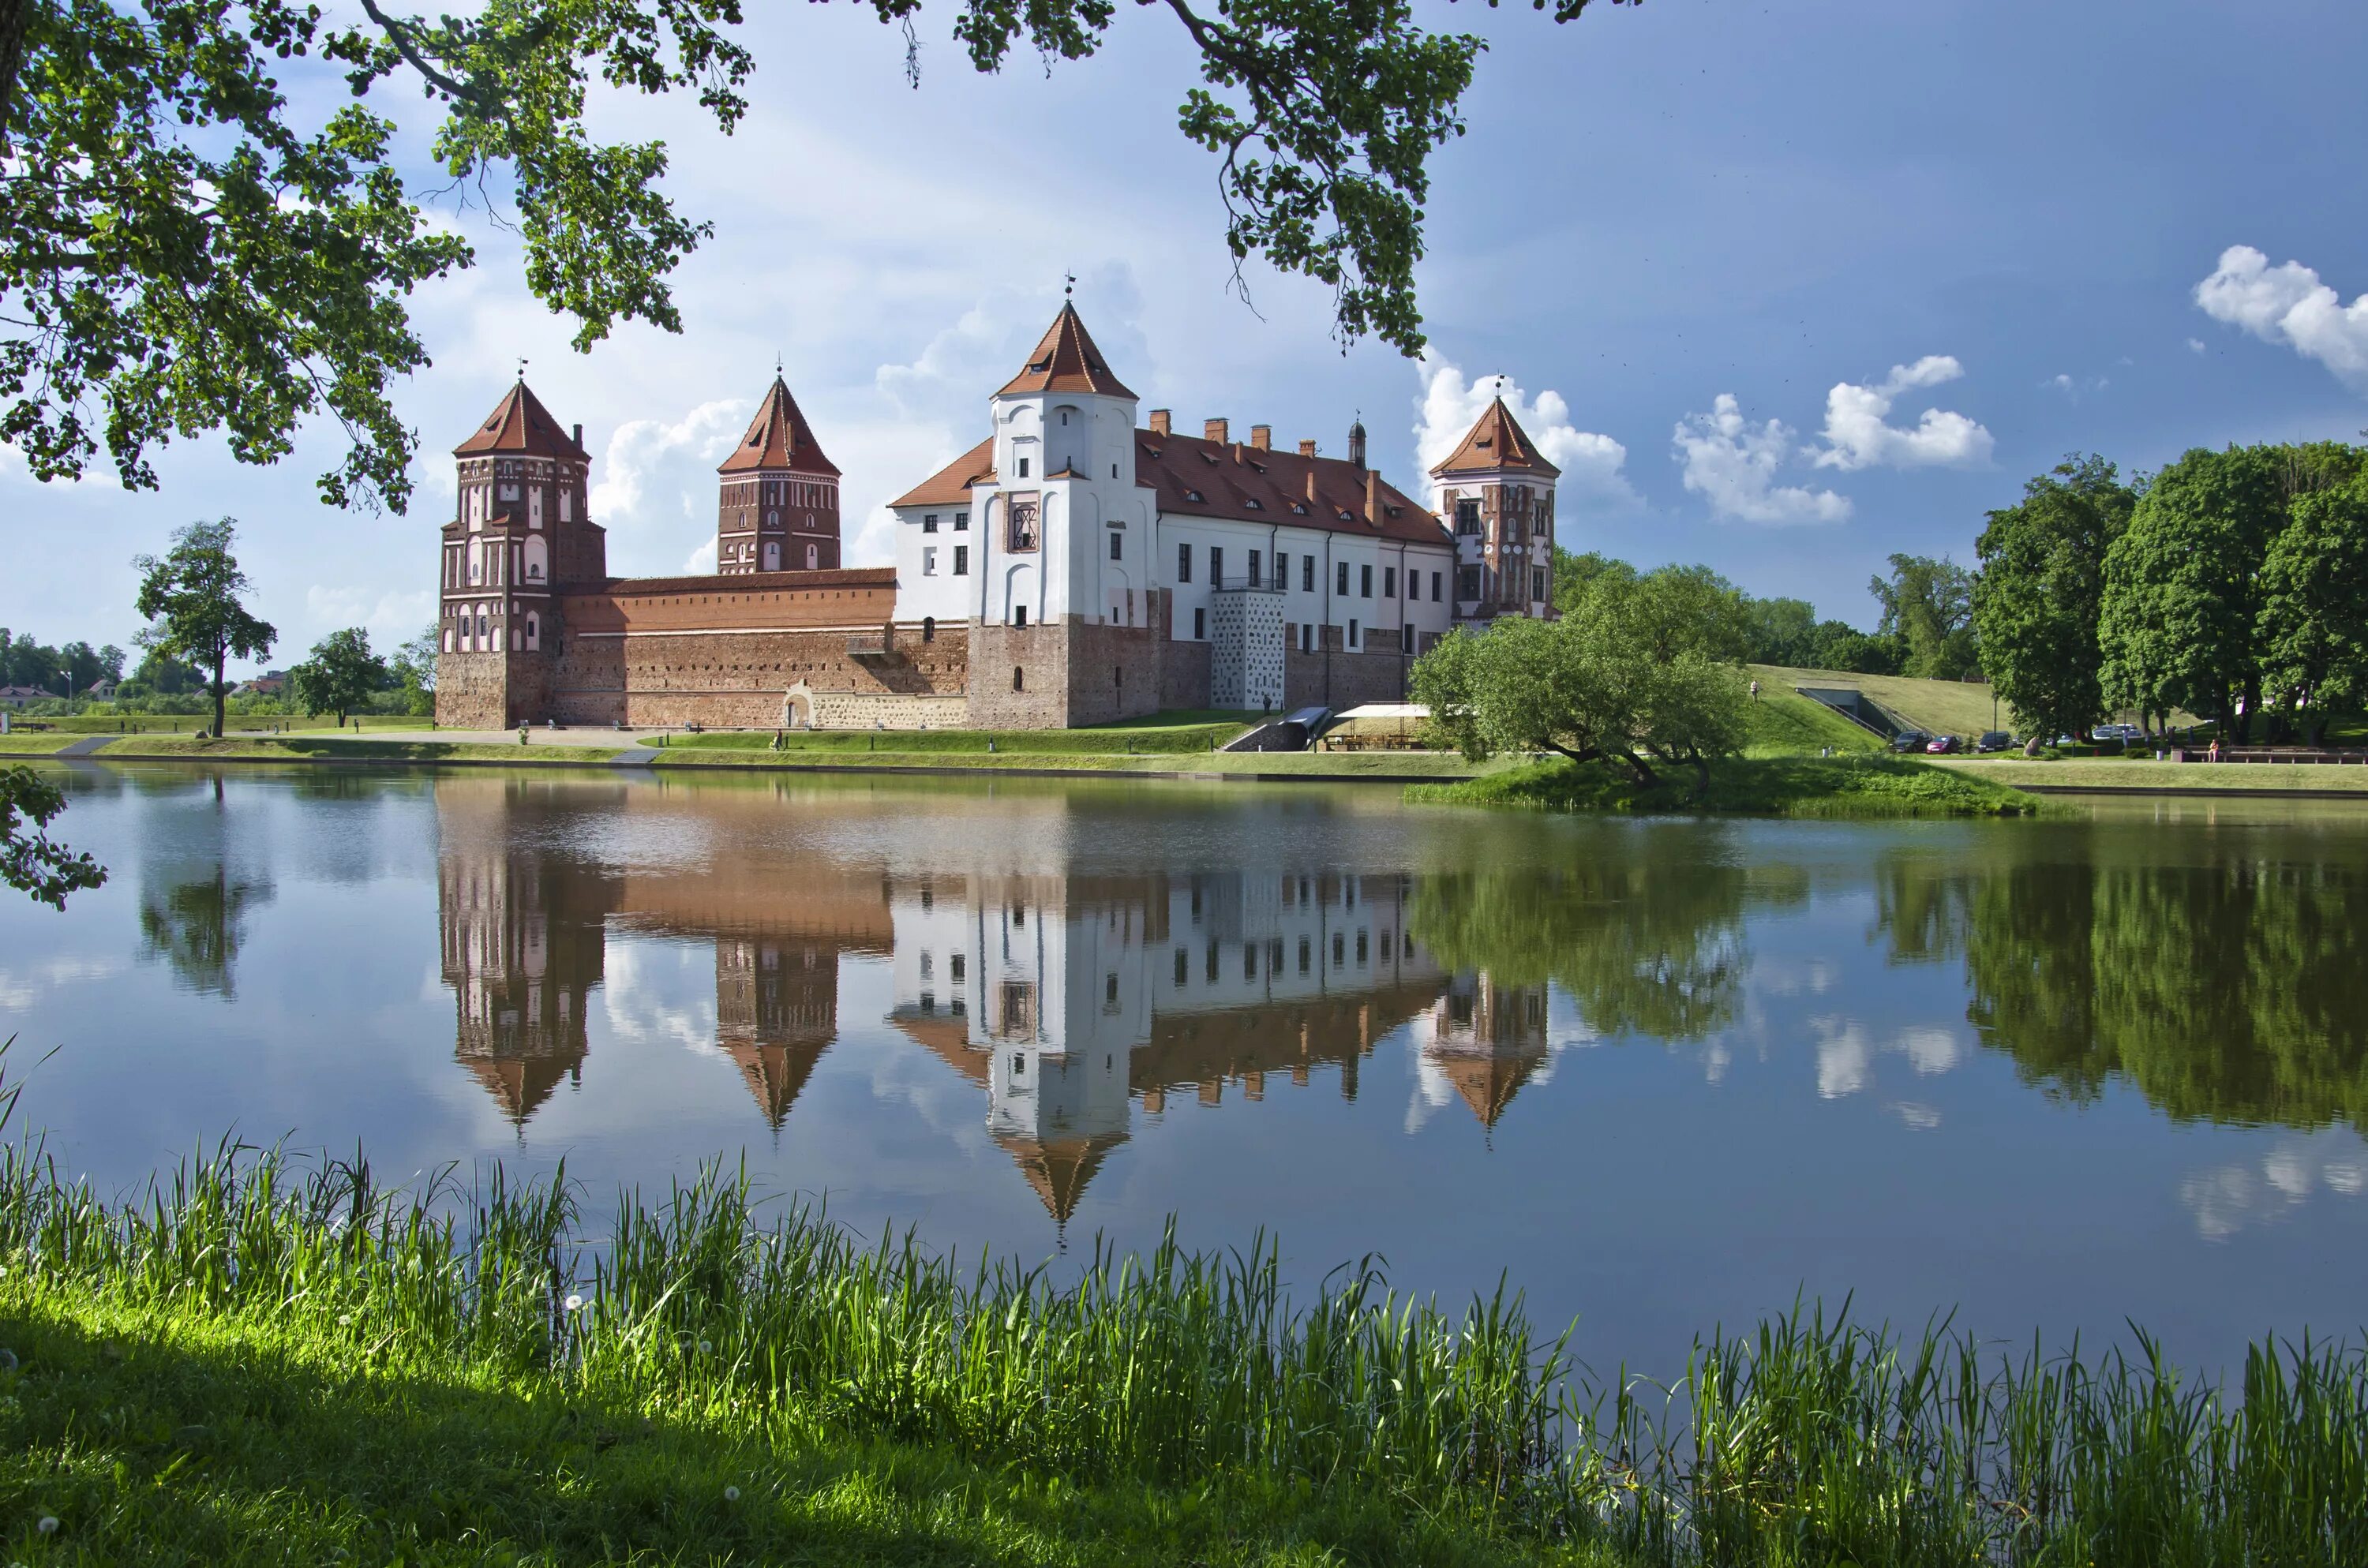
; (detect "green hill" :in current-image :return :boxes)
[1752,664,2007,739]
[1742,682,1885,757]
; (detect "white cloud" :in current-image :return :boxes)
[2177,1132,2368,1241]
[302,584,437,649]
[2186,337,2209,354]
[2194,245,2368,391]
[1810,356,1993,471]
[1411,357,1639,510]
[1673,395,1852,525]
[680,537,718,574]
[587,399,751,573]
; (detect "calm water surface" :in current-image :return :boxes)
[4,763,2365,1379]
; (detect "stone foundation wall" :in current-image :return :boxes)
[1160,637,1212,712]
[1283,626,1414,711]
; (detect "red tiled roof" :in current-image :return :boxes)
[1140,432,1451,547]
[1429,398,1561,479]
[995,304,1137,399]
[589,567,895,597]
[453,380,587,461]
[889,438,996,509]
[718,376,841,477]
[886,432,1451,547]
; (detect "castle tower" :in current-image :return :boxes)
[437,380,603,727]
[716,376,841,574]
[978,302,1141,629]
[1429,398,1559,623]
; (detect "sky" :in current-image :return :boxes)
[7,0,2368,673]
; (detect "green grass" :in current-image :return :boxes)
[42,713,425,735]
[1750,664,2015,739]
[1411,754,2046,818]
[1739,685,1885,758]
[660,718,1250,756]
[83,735,630,764]
[0,1124,2359,1567]
[650,747,1493,777]
[0,733,77,754]
[1935,756,2368,793]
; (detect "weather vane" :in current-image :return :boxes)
[1064,272,1076,299]
[516,357,529,380]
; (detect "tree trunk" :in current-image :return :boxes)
[1616,748,1660,787]
[211,649,226,739]
[0,0,29,155]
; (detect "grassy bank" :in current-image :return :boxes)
[661,715,1250,756]
[1936,757,2368,794]
[652,747,1492,777]
[0,733,77,754]
[0,1134,2359,1566]
[1412,754,2044,818]
[70,735,629,764]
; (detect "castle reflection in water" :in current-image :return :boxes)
[436,777,1549,1222]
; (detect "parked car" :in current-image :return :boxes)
[1975,730,2013,753]
[2092,723,2143,743]
[1925,734,1961,754]
[1889,730,1931,753]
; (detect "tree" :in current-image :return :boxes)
[1973,455,2135,745]
[3,0,1635,511]
[2095,444,2361,739]
[1868,554,1980,680]
[2257,477,2368,743]
[1739,596,1819,667]
[1413,587,1751,795]
[388,623,438,715]
[133,518,277,739]
[288,627,389,724]
[1,766,106,908]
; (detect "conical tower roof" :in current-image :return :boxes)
[718,376,841,477]
[727,1038,832,1129]
[999,1130,1129,1225]
[1429,397,1560,479]
[454,380,588,461]
[995,302,1137,399]
[1429,1048,1546,1130]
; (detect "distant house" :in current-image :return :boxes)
[239,671,289,697]
[84,679,117,699]
[0,684,52,708]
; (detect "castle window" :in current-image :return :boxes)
[1432,571,1443,602]
[1017,456,1030,477]
[1303,557,1315,592]
[1384,567,1396,597]
[953,545,969,575]
[1246,549,1260,586]
[526,615,540,650]
[805,544,818,569]
[923,514,939,533]
[1193,607,1206,640]
[1402,626,1416,653]
[1177,541,1191,582]
[443,628,454,653]
[1336,561,1349,596]
[1533,567,1548,601]
[1349,618,1360,649]
[1456,499,1480,534]
[1108,530,1122,561]
[922,616,935,642]
[1013,665,1025,691]
[923,546,938,577]
[954,511,969,531]
[1210,546,1223,585]
[1360,564,1373,598]
[1273,551,1286,587]
[1014,605,1029,628]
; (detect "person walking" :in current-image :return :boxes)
[1748,678,1761,702]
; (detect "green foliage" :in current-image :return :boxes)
[132,518,276,739]
[0,764,107,907]
[287,627,389,722]
[2,0,1635,506]
[388,623,438,715]
[1414,570,1752,793]
[1,1125,2359,1567]
[1,628,124,695]
[1973,454,2136,742]
[2257,477,2368,743]
[1868,552,1980,679]
[1413,754,2041,819]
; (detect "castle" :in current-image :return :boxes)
[435,302,1561,730]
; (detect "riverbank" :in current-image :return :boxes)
[2,1140,2356,1567]
[1411,754,2045,817]
[1934,756,2368,795]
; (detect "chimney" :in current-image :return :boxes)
[1364,470,1381,526]
[1205,417,1229,444]
[1148,409,1171,436]
[1306,470,1319,506]
[1298,438,1317,458]
[571,423,583,450]
[1348,417,1367,471]
[1250,424,1272,450]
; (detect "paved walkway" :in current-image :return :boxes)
[56,735,116,758]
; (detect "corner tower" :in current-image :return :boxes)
[975,302,1141,630]
[716,376,841,574]
[1430,398,1559,623]
[437,380,601,728]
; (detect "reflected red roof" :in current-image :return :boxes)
[718,376,841,477]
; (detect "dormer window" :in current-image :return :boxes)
[1290,503,1307,515]
[1186,489,1204,503]
[1242,497,1262,510]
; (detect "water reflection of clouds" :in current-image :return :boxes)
[0,955,128,1012]
[1808,1016,1970,1100]
[2181,1133,2368,1241]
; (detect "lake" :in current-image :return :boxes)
[3,763,2364,1382]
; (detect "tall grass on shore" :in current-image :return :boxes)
[1,1127,2361,1561]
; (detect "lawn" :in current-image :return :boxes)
[0,733,77,754]
[1739,683,1885,758]
[1749,664,2013,739]
[81,735,630,765]
[1935,756,2368,793]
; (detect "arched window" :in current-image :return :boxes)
[477,609,489,643]
[1013,666,1025,692]
[443,627,454,653]
[805,543,818,569]
[524,535,548,581]
[762,541,780,571]
[922,616,935,642]
[526,614,540,650]
[766,510,777,527]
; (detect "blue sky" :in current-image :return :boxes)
[7,0,2368,671]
